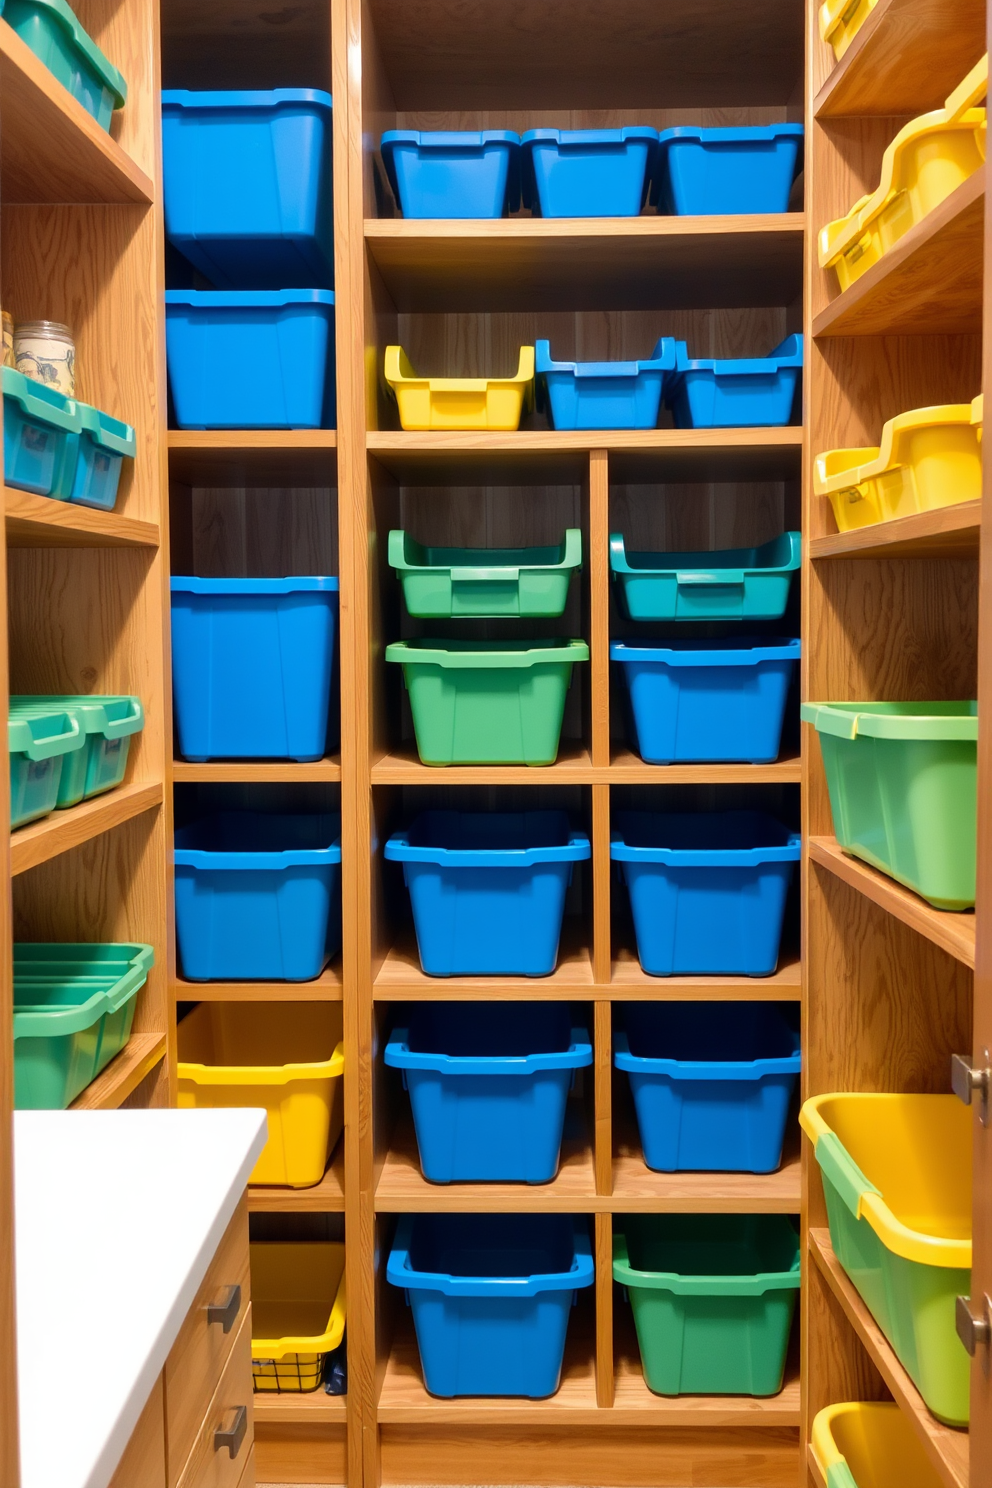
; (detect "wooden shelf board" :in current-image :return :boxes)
[374,932,595,999]
[4,487,160,549]
[812,169,984,338]
[610,947,802,1000]
[809,1230,968,1488]
[0,20,152,204]
[365,215,805,312]
[167,430,337,486]
[814,0,986,118]
[807,1444,828,1488]
[69,1033,166,1111]
[252,1393,347,1426]
[808,836,975,969]
[173,756,341,783]
[611,1123,801,1212]
[10,782,163,876]
[809,501,981,560]
[371,744,595,785]
[609,748,801,784]
[173,966,343,1003]
[248,1142,344,1213]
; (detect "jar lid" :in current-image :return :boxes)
[14,321,73,340]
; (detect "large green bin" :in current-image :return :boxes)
[385,638,588,765]
[0,0,127,129]
[389,528,582,618]
[613,1214,800,1396]
[13,942,153,1109]
[8,705,85,828]
[801,700,977,909]
[10,694,144,807]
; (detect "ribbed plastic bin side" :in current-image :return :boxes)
[2,366,81,500]
[385,810,590,976]
[70,402,136,511]
[385,1003,592,1181]
[171,577,338,762]
[653,125,804,215]
[535,339,676,430]
[387,1213,595,1397]
[801,1093,971,1426]
[615,1003,801,1172]
[164,290,336,429]
[388,528,582,619]
[802,701,977,910]
[666,335,803,429]
[610,532,801,621]
[614,1215,800,1396]
[381,130,521,218]
[0,0,127,128]
[611,638,800,764]
[251,1242,346,1393]
[8,707,85,828]
[611,810,800,976]
[811,1402,946,1488]
[175,811,342,981]
[521,128,658,217]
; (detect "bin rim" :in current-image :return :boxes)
[521,127,660,148]
[384,818,590,867]
[164,289,336,308]
[388,527,582,577]
[17,0,127,106]
[609,530,801,578]
[382,128,520,149]
[812,402,977,496]
[610,637,801,666]
[611,810,801,867]
[613,1027,800,1081]
[611,1225,801,1296]
[385,1025,593,1075]
[11,694,145,740]
[162,87,332,110]
[1,365,82,432]
[671,334,804,378]
[656,123,804,145]
[384,344,535,397]
[385,638,589,668]
[250,1240,346,1359]
[801,699,977,742]
[810,1401,909,1488]
[386,1214,595,1297]
[171,574,339,594]
[12,941,153,1038]
[77,401,137,458]
[8,708,85,761]
[178,1039,345,1087]
[535,337,677,378]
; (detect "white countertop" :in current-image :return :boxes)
[14,1107,267,1488]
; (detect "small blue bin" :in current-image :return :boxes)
[164,289,336,429]
[615,1002,801,1173]
[611,810,800,977]
[536,338,676,430]
[384,1003,592,1184]
[611,637,801,764]
[610,532,801,622]
[654,125,804,216]
[521,128,658,217]
[171,576,339,762]
[387,1213,595,1398]
[175,810,341,981]
[70,402,136,511]
[666,335,802,429]
[385,810,590,978]
[2,366,80,499]
[162,90,334,289]
[381,130,521,218]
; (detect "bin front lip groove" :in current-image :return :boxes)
[801,699,978,741]
[162,87,332,109]
[170,575,339,594]
[384,1027,593,1075]
[613,1029,800,1080]
[611,1232,801,1296]
[178,1040,345,1086]
[174,841,342,870]
[610,834,801,867]
[11,695,145,741]
[385,639,589,668]
[388,527,582,578]
[655,124,804,145]
[386,1215,595,1297]
[609,530,801,578]
[535,338,676,379]
[610,638,800,666]
[384,828,590,867]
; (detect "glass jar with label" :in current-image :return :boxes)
[14,320,75,396]
[1,310,15,369]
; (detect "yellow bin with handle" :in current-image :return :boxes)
[819,0,879,63]
[384,344,535,431]
[810,1401,945,1488]
[251,1241,346,1393]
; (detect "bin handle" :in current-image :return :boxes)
[450,567,520,582]
[676,570,745,587]
[945,53,988,120]
[103,697,145,739]
[23,713,82,762]
[815,1132,879,1220]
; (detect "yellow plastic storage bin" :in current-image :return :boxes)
[251,1241,346,1392]
[973,391,983,439]
[813,402,982,532]
[819,57,987,292]
[177,1002,344,1188]
[811,1402,945,1488]
[384,344,535,431]
[819,0,879,62]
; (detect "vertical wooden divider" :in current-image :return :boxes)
[0,514,18,1481]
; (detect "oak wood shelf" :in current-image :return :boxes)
[609,749,802,784]
[4,487,160,549]
[812,168,984,338]
[374,933,595,1000]
[808,836,976,968]
[371,745,596,785]
[173,965,343,1003]
[813,0,987,117]
[10,782,164,876]
[809,502,981,560]
[612,1122,802,1213]
[68,1032,167,1111]
[253,1393,348,1426]
[807,1445,828,1488]
[173,756,341,783]
[247,1141,345,1214]
[167,430,338,486]
[609,948,802,999]
[808,1230,968,1488]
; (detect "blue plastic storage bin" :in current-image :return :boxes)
[385,1003,592,1184]
[615,1002,801,1173]
[654,125,804,215]
[381,130,521,218]
[175,811,342,981]
[612,811,800,977]
[666,335,803,429]
[387,1213,595,1398]
[2,366,80,499]
[611,637,800,764]
[70,402,136,511]
[162,90,334,289]
[610,532,801,622]
[164,290,336,429]
[521,128,658,217]
[536,338,676,430]
[171,576,339,762]
[385,810,590,978]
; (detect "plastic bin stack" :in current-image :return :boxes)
[0,0,127,128]
[2,366,137,513]
[8,694,144,829]
[251,1241,347,1393]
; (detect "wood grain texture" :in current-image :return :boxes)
[69,1031,166,1109]
[612,1115,802,1213]
[594,1000,612,1193]
[610,949,802,998]
[161,0,331,91]
[0,380,18,1486]
[173,760,342,783]
[595,1213,613,1409]
[167,433,337,488]
[813,0,987,115]
[810,500,981,559]
[373,932,594,998]
[592,788,612,990]
[248,1142,345,1215]
[4,486,160,548]
[253,1395,347,1426]
[172,969,343,1003]
[254,1424,346,1486]
[108,1373,166,1488]
[9,782,162,876]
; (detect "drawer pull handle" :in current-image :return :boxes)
[214,1404,248,1459]
[207,1284,242,1333]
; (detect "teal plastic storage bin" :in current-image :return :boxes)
[70,403,136,510]
[389,529,581,618]
[610,531,801,621]
[0,0,126,129]
[10,695,143,808]
[2,366,80,499]
[12,942,153,1108]
[8,706,85,828]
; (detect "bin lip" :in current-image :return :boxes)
[611,810,800,866]
[611,1227,801,1296]
[382,128,521,150]
[23,0,127,107]
[175,810,342,867]
[535,337,677,378]
[610,530,801,577]
[385,811,591,866]
[671,334,804,378]
[613,1028,800,1079]
[170,574,339,594]
[8,708,86,761]
[385,1026,593,1074]
[164,289,336,308]
[384,344,535,394]
[178,1038,345,1086]
[162,87,332,110]
[610,637,800,666]
[12,941,154,1038]
[801,699,977,742]
[656,123,804,146]
[521,127,660,147]
[77,401,137,457]
[386,1215,596,1296]
[1,365,82,431]
[388,527,582,576]
[250,1241,346,1358]
[385,638,589,668]
[11,695,145,740]
[810,1402,907,1487]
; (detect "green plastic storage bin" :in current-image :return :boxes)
[388,528,582,618]
[385,639,588,765]
[802,701,977,910]
[0,0,127,129]
[610,530,801,621]
[614,1215,800,1396]
[10,695,143,807]
[12,942,153,1109]
[8,705,85,828]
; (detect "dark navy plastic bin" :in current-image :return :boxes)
[175,811,341,981]
[615,1003,801,1173]
[521,128,658,216]
[381,131,521,218]
[654,125,804,215]
[666,335,802,429]
[536,339,676,430]
[387,1213,595,1398]
[385,810,590,978]
[171,576,338,762]
[164,290,336,429]
[611,638,801,764]
[611,811,800,977]
[162,90,334,289]
[384,1003,592,1184]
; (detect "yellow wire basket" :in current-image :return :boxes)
[251,1242,346,1393]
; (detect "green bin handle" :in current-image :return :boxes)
[800,703,860,741]
[450,566,520,583]
[815,1131,880,1220]
[15,713,83,762]
[102,697,145,740]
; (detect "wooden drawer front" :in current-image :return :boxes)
[166,1197,250,1488]
[176,1307,254,1488]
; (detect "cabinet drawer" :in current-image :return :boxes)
[176,1307,254,1488]
[166,1196,250,1488]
